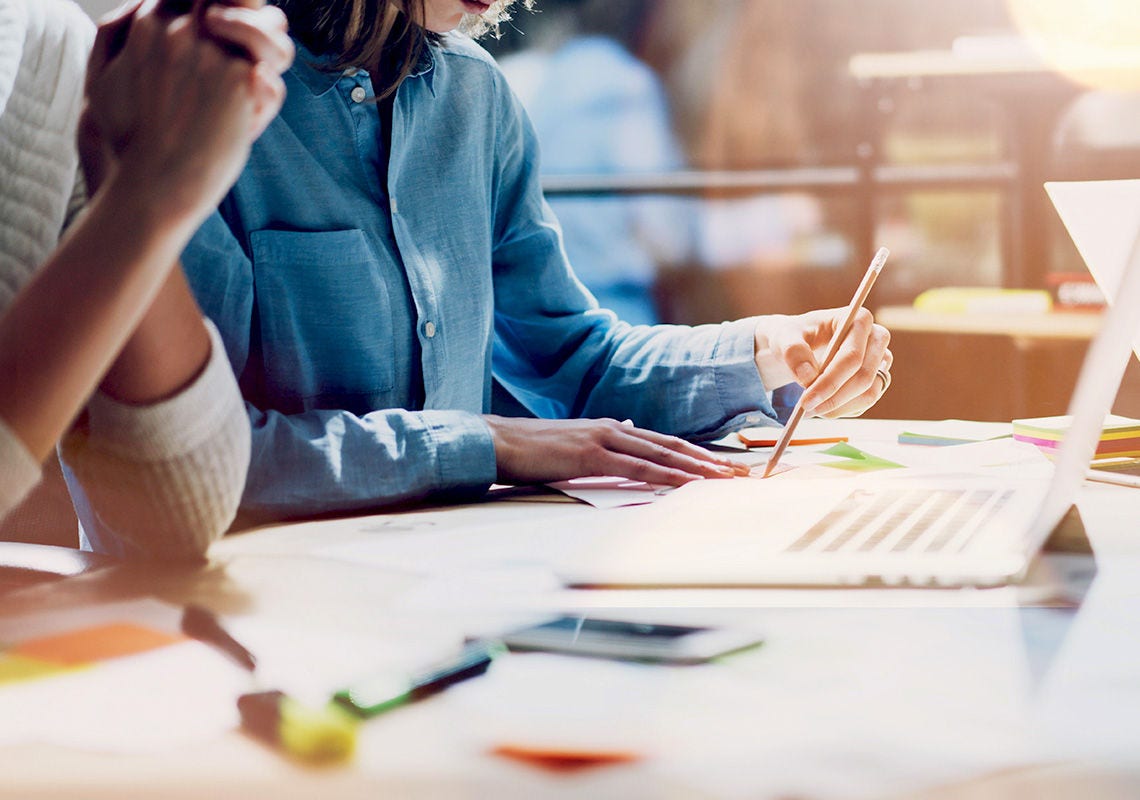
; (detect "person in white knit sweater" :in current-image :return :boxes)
[0,0,293,558]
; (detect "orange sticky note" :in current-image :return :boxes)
[492,743,641,773]
[12,623,185,666]
[737,428,848,448]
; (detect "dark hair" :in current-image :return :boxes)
[273,0,440,98]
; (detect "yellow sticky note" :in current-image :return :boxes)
[0,654,76,685]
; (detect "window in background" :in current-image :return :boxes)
[495,0,689,325]
[647,1,853,320]
[487,0,1139,326]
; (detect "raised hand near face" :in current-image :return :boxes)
[78,0,293,225]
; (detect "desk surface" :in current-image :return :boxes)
[1,419,1139,799]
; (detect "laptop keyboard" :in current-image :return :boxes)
[786,488,1016,555]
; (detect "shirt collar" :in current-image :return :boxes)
[290,38,437,98]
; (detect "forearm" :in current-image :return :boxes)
[489,121,773,439]
[0,174,199,461]
[0,420,43,524]
[97,268,212,404]
[580,318,778,438]
[497,315,776,439]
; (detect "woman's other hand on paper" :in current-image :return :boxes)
[484,416,751,487]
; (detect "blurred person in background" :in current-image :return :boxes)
[495,0,690,325]
[657,0,851,319]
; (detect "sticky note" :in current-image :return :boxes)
[492,743,641,773]
[0,654,77,685]
[11,623,185,667]
[820,442,905,472]
[737,428,848,448]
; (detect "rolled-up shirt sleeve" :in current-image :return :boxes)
[240,404,496,521]
[487,76,778,441]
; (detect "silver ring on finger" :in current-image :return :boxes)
[875,367,892,393]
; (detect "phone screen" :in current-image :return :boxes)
[533,617,707,641]
[502,616,761,664]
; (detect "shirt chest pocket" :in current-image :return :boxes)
[250,229,395,410]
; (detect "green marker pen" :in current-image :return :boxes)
[334,640,503,718]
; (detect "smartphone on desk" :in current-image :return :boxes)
[501,616,763,664]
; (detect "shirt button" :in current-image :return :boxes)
[424,321,437,339]
[390,197,399,215]
[350,86,367,103]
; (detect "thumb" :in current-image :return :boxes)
[785,341,821,387]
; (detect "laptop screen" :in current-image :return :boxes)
[1026,182,1140,548]
[1046,179,1140,357]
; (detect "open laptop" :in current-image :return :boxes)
[1045,180,1140,357]
[1048,179,1140,489]
[557,184,1140,588]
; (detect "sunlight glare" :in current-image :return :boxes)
[1006,0,1140,90]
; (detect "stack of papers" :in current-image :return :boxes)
[1012,414,1140,461]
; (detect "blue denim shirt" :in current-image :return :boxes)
[181,34,778,521]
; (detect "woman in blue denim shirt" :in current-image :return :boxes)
[180,0,893,523]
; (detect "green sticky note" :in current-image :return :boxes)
[820,442,905,472]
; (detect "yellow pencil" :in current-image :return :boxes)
[761,247,889,478]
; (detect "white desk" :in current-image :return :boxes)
[1,420,1139,799]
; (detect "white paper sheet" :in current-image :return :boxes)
[547,476,671,509]
[315,509,592,578]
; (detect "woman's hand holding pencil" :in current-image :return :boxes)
[756,247,893,478]
[752,248,893,422]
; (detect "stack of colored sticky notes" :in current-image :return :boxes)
[1012,414,1140,461]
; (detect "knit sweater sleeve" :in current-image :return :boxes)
[60,321,251,560]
